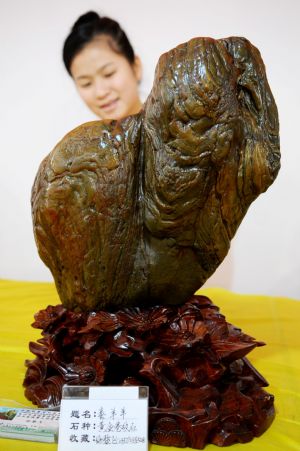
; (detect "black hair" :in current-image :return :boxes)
[63,11,135,75]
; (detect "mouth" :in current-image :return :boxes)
[99,99,119,112]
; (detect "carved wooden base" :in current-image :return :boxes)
[23,295,275,448]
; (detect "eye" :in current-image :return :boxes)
[80,82,92,88]
[104,70,116,78]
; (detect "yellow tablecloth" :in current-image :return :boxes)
[0,280,299,451]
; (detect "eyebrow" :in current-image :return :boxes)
[74,62,115,81]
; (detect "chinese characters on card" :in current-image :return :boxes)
[58,386,148,450]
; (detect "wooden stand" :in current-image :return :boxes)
[24,295,275,448]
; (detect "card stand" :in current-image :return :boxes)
[23,294,275,449]
[57,386,148,450]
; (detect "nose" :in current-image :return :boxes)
[93,78,110,99]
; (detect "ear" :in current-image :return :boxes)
[133,55,142,83]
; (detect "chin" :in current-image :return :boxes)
[100,111,122,121]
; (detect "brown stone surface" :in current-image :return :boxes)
[32,36,280,312]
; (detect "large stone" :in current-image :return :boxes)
[32,37,280,312]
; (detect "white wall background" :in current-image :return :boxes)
[1,0,299,299]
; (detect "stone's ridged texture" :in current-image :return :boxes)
[23,295,275,449]
[31,37,280,312]
[32,118,142,312]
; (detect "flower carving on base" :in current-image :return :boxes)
[24,295,275,448]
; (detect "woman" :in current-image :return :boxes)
[63,11,142,120]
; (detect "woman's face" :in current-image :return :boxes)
[70,37,142,120]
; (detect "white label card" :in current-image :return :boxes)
[58,386,149,451]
